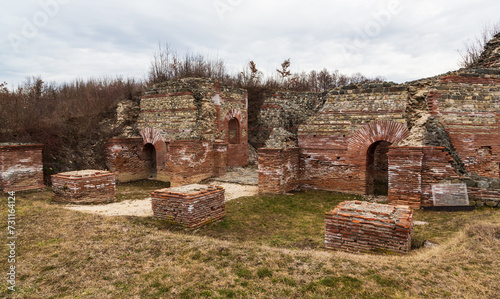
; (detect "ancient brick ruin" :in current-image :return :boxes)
[101,33,500,209]
[0,143,44,192]
[325,201,414,254]
[151,184,225,229]
[52,170,116,204]
[258,32,500,208]
[106,78,248,186]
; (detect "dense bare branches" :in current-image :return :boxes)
[148,44,385,91]
[148,44,227,84]
[458,21,500,68]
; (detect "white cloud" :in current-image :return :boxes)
[1,0,500,87]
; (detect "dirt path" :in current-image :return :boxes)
[64,182,258,217]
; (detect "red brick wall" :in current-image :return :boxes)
[299,121,410,195]
[105,138,153,182]
[388,146,457,208]
[0,144,44,192]
[52,170,115,204]
[258,148,300,194]
[151,185,225,229]
[325,201,414,254]
[430,74,500,178]
[223,109,248,167]
[168,141,216,186]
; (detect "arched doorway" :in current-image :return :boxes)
[228,118,240,144]
[366,141,391,195]
[143,143,157,179]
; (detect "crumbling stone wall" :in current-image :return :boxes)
[426,69,500,178]
[252,91,325,148]
[108,78,248,185]
[0,143,44,192]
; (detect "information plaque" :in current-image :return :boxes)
[432,183,469,206]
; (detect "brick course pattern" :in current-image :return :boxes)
[52,170,116,204]
[325,201,414,254]
[151,184,225,229]
[258,148,300,194]
[105,138,155,182]
[388,146,457,209]
[138,78,248,167]
[0,144,44,192]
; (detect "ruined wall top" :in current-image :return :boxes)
[471,32,500,69]
[143,77,247,98]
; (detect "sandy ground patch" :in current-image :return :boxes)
[64,182,258,217]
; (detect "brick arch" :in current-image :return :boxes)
[224,109,243,123]
[140,128,167,167]
[348,121,410,155]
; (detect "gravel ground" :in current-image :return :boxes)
[64,182,258,217]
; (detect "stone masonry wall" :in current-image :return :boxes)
[151,184,225,229]
[258,148,300,194]
[137,78,248,168]
[252,91,324,148]
[428,69,500,178]
[0,144,44,192]
[325,201,414,254]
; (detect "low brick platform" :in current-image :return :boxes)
[325,201,414,254]
[52,170,116,204]
[151,184,225,229]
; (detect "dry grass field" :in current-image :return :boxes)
[1,182,499,298]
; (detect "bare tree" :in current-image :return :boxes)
[458,21,500,68]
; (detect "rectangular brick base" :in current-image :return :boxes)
[151,184,225,229]
[325,201,414,254]
[52,170,116,204]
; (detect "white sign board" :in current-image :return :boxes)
[432,183,469,206]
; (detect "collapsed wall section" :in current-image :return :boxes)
[252,91,324,148]
[428,69,500,178]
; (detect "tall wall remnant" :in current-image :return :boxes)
[259,32,500,208]
[106,78,248,186]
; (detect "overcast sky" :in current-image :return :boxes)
[1,0,500,87]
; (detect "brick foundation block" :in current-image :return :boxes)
[325,201,414,254]
[52,170,116,204]
[151,184,225,229]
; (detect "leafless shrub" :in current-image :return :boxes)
[458,21,500,68]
